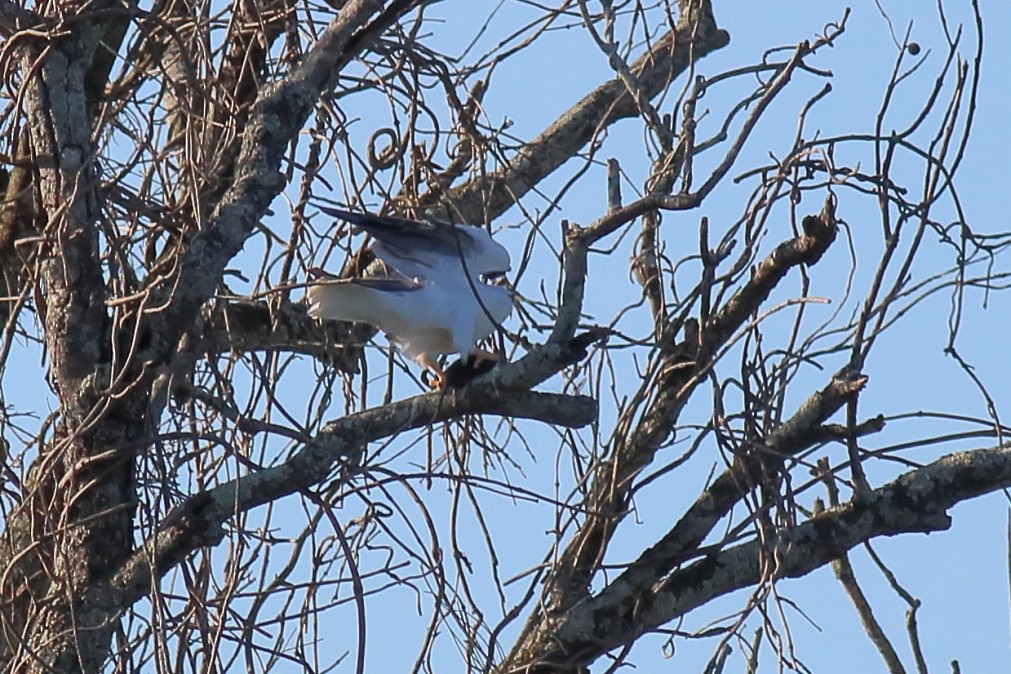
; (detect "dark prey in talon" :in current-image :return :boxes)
[441,353,501,389]
[304,208,514,390]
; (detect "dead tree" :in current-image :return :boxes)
[0,1,1007,672]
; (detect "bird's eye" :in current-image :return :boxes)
[481,271,507,284]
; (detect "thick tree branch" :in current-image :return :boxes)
[199,299,366,372]
[14,17,108,468]
[525,203,840,624]
[139,0,389,363]
[88,386,597,623]
[0,0,41,36]
[520,443,1011,672]
[0,10,141,672]
[599,368,869,599]
[428,4,730,224]
[83,0,136,116]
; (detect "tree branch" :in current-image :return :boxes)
[138,0,389,363]
[0,0,42,36]
[198,299,367,373]
[91,386,597,621]
[601,368,869,597]
[428,5,730,224]
[525,202,840,622]
[522,443,1011,671]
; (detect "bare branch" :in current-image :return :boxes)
[139,0,391,361]
[100,387,597,613]
[522,443,1011,671]
[428,7,730,223]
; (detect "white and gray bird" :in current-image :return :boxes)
[306,207,513,388]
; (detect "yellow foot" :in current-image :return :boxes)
[422,370,444,390]
[417,354,446,391]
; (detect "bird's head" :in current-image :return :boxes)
[459,226,511,281]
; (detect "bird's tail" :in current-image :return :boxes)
[306,281,383,325]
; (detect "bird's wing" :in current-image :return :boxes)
[318,206,511,279]
[350,277,422,292]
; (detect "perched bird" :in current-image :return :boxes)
[306,207,513,389]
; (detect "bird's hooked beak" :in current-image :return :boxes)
[481,270,510,286]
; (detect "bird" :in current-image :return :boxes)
[306,207,514,389]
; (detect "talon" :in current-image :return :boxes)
[426,372,444,390]
[417,354,446,391]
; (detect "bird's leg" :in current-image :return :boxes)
[417,353,446,390]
